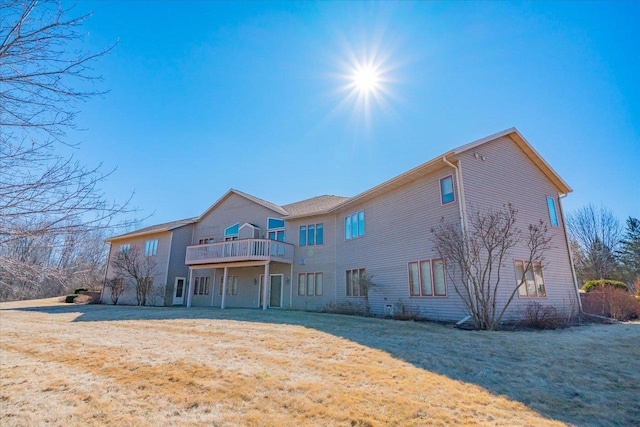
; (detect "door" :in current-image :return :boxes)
[269,275,283,308]
[173,277,186,305]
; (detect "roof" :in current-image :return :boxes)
[198,189,289,220]
[282,195,350,217]
[328,127,571,212]
[106,217,197,242]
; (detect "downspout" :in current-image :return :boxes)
[559,193,584,313]
[100,242,113,304]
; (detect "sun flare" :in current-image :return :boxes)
[352,65,380,95]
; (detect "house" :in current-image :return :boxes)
[102,128,581,321]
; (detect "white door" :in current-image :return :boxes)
[173,277,186,305]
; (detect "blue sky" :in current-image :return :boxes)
[68,1,639,226]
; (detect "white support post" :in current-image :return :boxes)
[221,267,228,309]
[262,262,270,310]
[289,263,294,307]
[186,268,194,308]
[210,269,216,307]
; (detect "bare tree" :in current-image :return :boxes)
[104,276,125,304]
[567,204,622,283]
[0,0,137,299]
[110,246,156,306]
[432,204,552,330]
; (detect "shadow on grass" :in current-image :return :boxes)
[3,302,639,426]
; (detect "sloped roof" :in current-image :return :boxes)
[197,189,289,221]
[282,195,350,217]
[106,217,197,242]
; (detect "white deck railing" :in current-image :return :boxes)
[185,238,294,265]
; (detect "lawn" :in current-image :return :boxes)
[1,299,638,426]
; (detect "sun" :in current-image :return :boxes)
[352,65,380,95]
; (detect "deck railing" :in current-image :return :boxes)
[185,239,294,265]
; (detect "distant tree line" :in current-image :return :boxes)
[567,204,639,294]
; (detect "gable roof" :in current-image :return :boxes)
[282,195,350,218]
[106,217,197,242]
[197,189,289,220]
[328,127,571,213]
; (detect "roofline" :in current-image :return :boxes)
[105,219,197,243]
[196,189,288,221]
[454,127,572,194]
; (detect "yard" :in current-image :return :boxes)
[1,299,638,426]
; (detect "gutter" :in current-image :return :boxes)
[559,193,584,314]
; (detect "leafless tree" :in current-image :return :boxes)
[110,246,156,306]
[432,204,552,330]
[0,0,137,299]
[567,204,622,283]
[105,276,125,304]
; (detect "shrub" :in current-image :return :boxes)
[582,279,628,293]
[582,287,640,321]
[519,302,562,329]
[392,299,421,321]
[64,294,79,303]
[322,301,366,316]
[74,288,89,294]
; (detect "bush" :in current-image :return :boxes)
[582,279,628,293]
[74,288,89,294]
[64,294,79,303]
[391,299,421,321]
[582,287,640,321]
[519,302,562,329]
[321,301,366,316]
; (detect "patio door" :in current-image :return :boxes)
[269,275,283,308]
[173,277,186,305]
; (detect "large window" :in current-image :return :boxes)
[268,218,285,241]
[345,211,365,240]
[193,276,210,296]
[299,223,323,246]
[144,239,158,256]
[298,272,323,296]
[547,197,559,227]
[224,223,239,241]
[408,259,446,296]
[219,276,238,295]
[440,175,455,205]
[514,260,546,297]
[346,268,366,297]
[119,243,130,254]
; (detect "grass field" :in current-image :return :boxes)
[1,298,639,426]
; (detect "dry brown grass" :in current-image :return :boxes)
[1,299,639,426]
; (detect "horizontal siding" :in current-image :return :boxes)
[165,225,194,306]
[103,231,172,306]
[459,136,579,319]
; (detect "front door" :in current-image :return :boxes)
[269,275,283,308]
[173,277,186,305]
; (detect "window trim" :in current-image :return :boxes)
[144,239,158,256]
[440,175,455,205]
[299,223,324,247]
[514,260,547,298]
[407,259,447,297]
[346,268,366,297]
[218,275,238,295]
[224,223,239,240]
[297,272,323,296]
[345,211,365,240]
[119,243,131,254]
[193,276,210,296]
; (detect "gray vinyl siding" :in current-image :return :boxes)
[459,136,579,318]
[103,231,172,306]
[165,224,194,306]
[288,214,338,311]
[334,165,469,321]
[194,193,288,244]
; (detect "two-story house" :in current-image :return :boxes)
[102,128,581,321]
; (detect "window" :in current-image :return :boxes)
[219,276,238,295]
[267,218,285,242]
[224,223,239,241]
[119,243,130,254]
[547,197,559,227]
[346,268,366,297]
[440,175,455,205]
[299,223,324,246]
[198,238,215,244]
[408,259,446,296]
[144,239,158,256]
[345,211,365,240]
[515,260,546,297]
[297,273,323,296]
[193,276,210,296]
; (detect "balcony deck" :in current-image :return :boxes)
[185,239,294,266]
